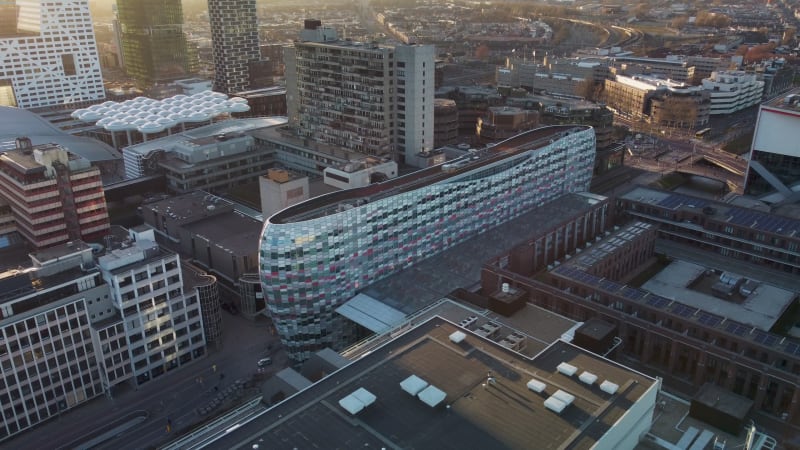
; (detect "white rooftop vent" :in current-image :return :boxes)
[501,282,510,293]
[579,371,598,385]
[544,396,567,413]
[338,387,376,415]
[600,380,619,395]
[552,389,575,406]
[449,331,466,344]
[418,385,447,407]
[526,378,547,393]
[400,375,428,396]
[557,362,578,376]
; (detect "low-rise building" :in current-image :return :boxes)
[604,75,710,129]
[260,168,309,218]
[139,191,261,317]
[701,71,764,115]
[476,106,539,143]
[122,117,284,193]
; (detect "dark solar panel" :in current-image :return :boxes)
[697,312,723,327]
[599,280,620,292]
[672,303,698,318]
[786,342,800,357]
[646,295,670,309]
[621,287,646,301]
[753,331,779,347]
[657,194,709,210]
[725,321,751,336]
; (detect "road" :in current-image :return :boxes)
[8,312,285,450]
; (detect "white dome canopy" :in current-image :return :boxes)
[76,90,235,131]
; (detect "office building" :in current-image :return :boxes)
[97,227,207,385]
[204,302,661,450]
[116,0,192,88]
[433,99,459,148]
[139,192,261,287]
[285,20,435,164]
[208,0,261,94]
[0,138,110,249]
[481,211,800,421]
[745,89,800,202]
[604,75,710,129]
[0,0,105,108]
[701,71,764,115]
[476,106,539,143]
[120,117,283,191]
[617,186,800,275]
[259,125,596,360]
[0,242,110,441]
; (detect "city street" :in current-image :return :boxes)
[8,312,284,450]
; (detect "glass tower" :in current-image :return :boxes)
[116,0,192,88]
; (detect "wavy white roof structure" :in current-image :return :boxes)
[70,90,250,134]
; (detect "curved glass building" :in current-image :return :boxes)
[260,125,596,360]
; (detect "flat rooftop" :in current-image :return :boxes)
[360,192,605,315]
[142,191,233,222]
[211,317,658,450]
[269,125,590,224]
[764,86,800,111]
[182,211,262,257]
[123,117,286,157]
[620,186,800,238]
[642,260,794,331]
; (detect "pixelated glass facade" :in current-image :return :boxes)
[260,126,596,360]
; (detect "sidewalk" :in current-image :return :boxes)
[7,312,282,450]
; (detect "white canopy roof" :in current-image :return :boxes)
[418,385,447,407]
[335,293,407,333]
[400,375,429,396]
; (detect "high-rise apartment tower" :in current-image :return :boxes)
[208,0,261,94]
[285,20,435,164]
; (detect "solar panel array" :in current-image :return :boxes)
[550,264,800,362]
[726,207,800,236]
[657,193,709,210]
[697,312,723,327]
[672,304,698,318]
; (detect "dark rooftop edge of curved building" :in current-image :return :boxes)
[269,124,592,225]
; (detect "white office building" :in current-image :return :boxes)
[98,227,206,386]
[0,0,105,109]
[285,20,434,165]
[701,71,764,115]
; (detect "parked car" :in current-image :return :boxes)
[257,357,272,368]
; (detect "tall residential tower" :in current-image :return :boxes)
[208,0,261,94]
[116,0,192,88]
[0,0,105,108]
[285,20,435,164]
